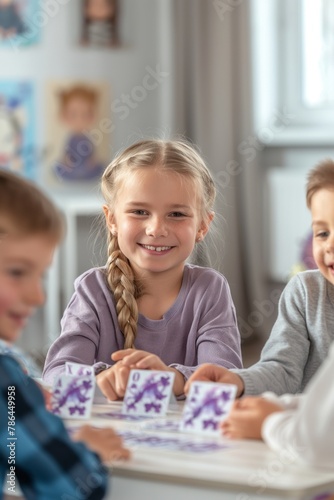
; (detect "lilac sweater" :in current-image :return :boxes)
[43,264,242,383]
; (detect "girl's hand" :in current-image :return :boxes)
[184,363,245,397]
[112,348,169,371]
[96,362,132,400]
[221,396,284,440]
[112,349,186,396]
[72,425,131,463]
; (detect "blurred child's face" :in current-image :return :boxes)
[86,0,115,21]
[311,188,334,285]
[104,167,211,279]
[61,97,95,133]
[0,232,56,343]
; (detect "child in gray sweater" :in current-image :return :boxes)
[187,158,334,396]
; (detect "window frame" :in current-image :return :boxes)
[250,0,334,146]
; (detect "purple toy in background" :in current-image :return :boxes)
[301,231,317,270]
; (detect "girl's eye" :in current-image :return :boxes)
[169,212,186,218]
[133,210,147,216]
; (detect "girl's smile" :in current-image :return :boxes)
[138,244,174,254]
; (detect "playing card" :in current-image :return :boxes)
[122,369,175,416]
[51,373,95,419]
[65,361,94,377]
[180,382,237,435]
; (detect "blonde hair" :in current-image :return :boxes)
[101,139,216,348]
[306,158,334,208]
[0,169,64,241]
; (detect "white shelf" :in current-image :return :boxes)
[45,194,104,341]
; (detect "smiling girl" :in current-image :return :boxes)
[43,139,243,399]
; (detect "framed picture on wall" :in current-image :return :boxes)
[45,80,111,188]
[0,0,40,48]
[81,0,120,48]
[0,81,35,178]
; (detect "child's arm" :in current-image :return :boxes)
[43,268,123,385]
[231,272,330,396]
[0,355,129,499]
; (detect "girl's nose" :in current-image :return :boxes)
[146,217,168,237]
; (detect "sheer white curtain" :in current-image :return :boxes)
[166,0,252,324]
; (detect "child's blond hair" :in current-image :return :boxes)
[306,159,334,208]
[101,139,216,349]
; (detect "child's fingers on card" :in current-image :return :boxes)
[111,348,136,361]
[135,354,166,370]
[114,365,131,396]
[96,369,119,401]
[118,349,151,366]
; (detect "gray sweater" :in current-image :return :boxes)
[234,270,334,395]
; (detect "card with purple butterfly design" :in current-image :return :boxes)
[122,369,175,417]
[51,373,95,419]
[65,361,94,377]
[180,381,237,435]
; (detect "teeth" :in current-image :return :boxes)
[142,245,171,252]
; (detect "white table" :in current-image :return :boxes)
[74,402,334,500]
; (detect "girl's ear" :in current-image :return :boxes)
[196,211,214,242]
[103,205,117,235]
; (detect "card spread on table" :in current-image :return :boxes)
[122,369,175,416]
[180,382,237,435]
[51,368,95,419]
[140,418,180,432]
[65,361,94,377]
[117,430,229,453]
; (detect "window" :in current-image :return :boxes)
[251,0,334,144]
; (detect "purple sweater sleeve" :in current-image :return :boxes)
[43,268,124,384]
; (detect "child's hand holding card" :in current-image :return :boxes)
[180,381,237,435]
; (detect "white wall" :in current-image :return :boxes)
[4,0,175,357]
[0,0,171,190]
